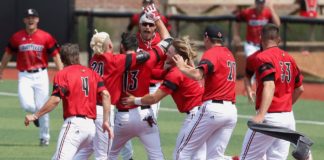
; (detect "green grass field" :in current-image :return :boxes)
[0,80,323,160]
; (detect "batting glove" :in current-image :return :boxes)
[144,4,160,22]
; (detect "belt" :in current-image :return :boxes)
[212,100,235,105]
[186,106,200,115]
[118,106,151,112]
[76,115,86,119]
[21,67,46,73]
[149,83,156,87]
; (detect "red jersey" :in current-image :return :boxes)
[236,7,273,44]
[90,52,136,105]
[117,46,165,109]
[255,47,304,112]
[300,0,318,18]
[137,32,161,51]
[159,66,204,113]
[130,12,171,31]
[52,65,106,119]
[245,50,261,78]
[137,32,165,84]
[198,46,236,103]
[6,29,60,71]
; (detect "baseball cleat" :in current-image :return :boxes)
[40,139,49,146]
[33,119,39,127]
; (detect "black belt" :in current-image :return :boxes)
[75,115,86,118]
[212,100,235,105]
[149,83,156,87]
[21,67,46,73]
[118,106,151,112]
[186,107,200,115]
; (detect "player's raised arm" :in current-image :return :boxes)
[144,4,173,53]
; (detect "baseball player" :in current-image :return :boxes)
[0,8,63,146]
[127,0,171,32]
[24,43,113,160]
[243,50,262,103]
[122,36,207,160]
[173,25,237,159]
[240,24,304,160]
[73,31,150,160]
[233,0,280,57]
[137,11,168,119]
[109,5,172,160]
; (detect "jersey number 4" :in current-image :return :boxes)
[279,61,291,83]
[227,61,236,81]
[81,77,89,97]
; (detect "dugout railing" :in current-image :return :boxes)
[74,10,324,62]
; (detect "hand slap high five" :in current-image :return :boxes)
[144,4,160,22]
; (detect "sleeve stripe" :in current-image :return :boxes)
[125,54,132,71]
[7,42,18,52]
[198,59,214,74]
[258,63,274,75]
[162,80,178,91]
[98,81,104,88]
[47,43,59,55]
[152,47,161,63]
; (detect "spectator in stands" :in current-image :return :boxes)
[233,0,280,58]
[297,0,318,18]
[127,0,171,32]
[233,0,280,101]
[295,0,318,46]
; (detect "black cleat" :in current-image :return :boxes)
[33,119,39,127]
[40,139,49,146]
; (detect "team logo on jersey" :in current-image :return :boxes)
[22,37,26,41]
[19,44,44,52]
[248,19,269,26]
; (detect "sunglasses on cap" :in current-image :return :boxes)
[141,22,155,27]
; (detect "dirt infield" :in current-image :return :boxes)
[2,68,324,101]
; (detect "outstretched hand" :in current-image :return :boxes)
[144,4,160,22]
[24,114,37,126]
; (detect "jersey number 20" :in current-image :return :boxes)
[227,61,236,81]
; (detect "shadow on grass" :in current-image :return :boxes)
[0,143,39,147]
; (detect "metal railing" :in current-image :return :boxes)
[75,9,324,61]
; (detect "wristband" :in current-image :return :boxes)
[134,97,142,105]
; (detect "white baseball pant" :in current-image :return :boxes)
[18,69,50,141]
[52,116,96,160]
[73,105,115,160]
[240,111,295,160]
[243,42,260,57]
[109,107,164,160]
[149,83,161,119]
[175,100,237,160]
[173,106,206,160]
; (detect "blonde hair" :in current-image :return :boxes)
[90,29,110,54]
[172,36,197,63]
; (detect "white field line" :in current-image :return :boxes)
[1,92,323,126]
[159,108,324,126]
[0,92,18,96]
